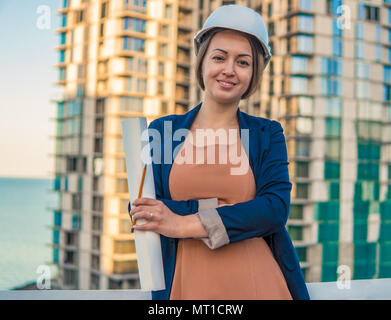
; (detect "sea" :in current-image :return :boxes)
[0,177,58,290]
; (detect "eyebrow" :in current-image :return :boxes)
[211,48,252,58]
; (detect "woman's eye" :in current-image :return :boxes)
[212,56,223,61]
[239,60,250,66]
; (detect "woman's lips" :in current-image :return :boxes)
[217,80,236,88]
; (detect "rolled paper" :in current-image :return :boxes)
[121,117,165,291]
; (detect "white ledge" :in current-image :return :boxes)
[0,279,390,300]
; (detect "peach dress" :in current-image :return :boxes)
[168,127,292,300]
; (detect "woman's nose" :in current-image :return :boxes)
[222,61,235,76]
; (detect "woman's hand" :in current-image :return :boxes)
[129,197,185,238]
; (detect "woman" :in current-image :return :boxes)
[129,5,310,300]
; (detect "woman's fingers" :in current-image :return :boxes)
[132,197,161,206]
[132,211,161,222]
[129,205,156,216]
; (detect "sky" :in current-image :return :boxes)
[0,0,61,178]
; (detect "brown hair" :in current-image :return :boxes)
[195,28,265,100]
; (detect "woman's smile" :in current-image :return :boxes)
[217,80,237,89]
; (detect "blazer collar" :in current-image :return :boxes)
[179,102,250,134]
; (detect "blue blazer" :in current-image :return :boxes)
[133,103,310,300]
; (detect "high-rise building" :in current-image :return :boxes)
[52,0,391,290]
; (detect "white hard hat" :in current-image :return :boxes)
[194,5,272,68]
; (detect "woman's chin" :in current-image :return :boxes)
[211,93,242,105]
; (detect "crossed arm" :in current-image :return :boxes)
[129,119,291,250]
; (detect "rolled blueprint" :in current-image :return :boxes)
[121,117,165,291]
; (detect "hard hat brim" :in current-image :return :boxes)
[194,26,271,66]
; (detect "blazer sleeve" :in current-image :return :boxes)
[195,120,292,249]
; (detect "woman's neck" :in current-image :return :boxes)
[195,97,240,129]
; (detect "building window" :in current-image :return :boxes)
[296,183,309,199]
[75,10,84,23]
[384,85,391,102]
[159,43,169,57]
[92,235,100,251]
[376,25,382,42]
[321,78,342,96]
[324,161,340,179]
[64,250,75,264]
[91,254,100,270]
[120,96,143,113]
[326,0,341,15]
[299,0,312,11]
[65,232,76,246]
[114,240,135,254]
[290,204,303,219]
[375,44,382,62]
[164,4,172,19]
[321,57,342,76]
[109,279,123,289]
[325,98,342,117]
[123,17,146,33]
[332,19,342,37]
[356,42,364,60]
[101,2,107,18]
[332,38,342,57]
[125,0,147,12]
[113,260,138,274]
[295,161,309,178]
[92,196,103,212]
[158,81,164,95]
[290,76,308,94]
[288,226,303,241]
[53,229,60,244]
[59,50,65,63]
[60,32,66,45]
[356,62,370,79]
[158,61,165,76]
[161,101,168,113]
[267,2,272,17]
[64,270,76,286]
[123,36,145,52]
[355,81,371,99]
[291,55,308,73]
[53,248,59,263]
[90,274,100,289]
[364,5,379,22]
[61,14,67,28]
[59,67,66,81]
[92,216,102,232]
[297,35,313,53]
[325,139,341,159]
[296,117,313,135]
[325,119,341,137]
[298,14,313,32]
[296,139,310,157]
[120,219,131,234]
[356,23,364,40]
[117,178,128,193]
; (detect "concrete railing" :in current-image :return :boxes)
[0,279,390,300]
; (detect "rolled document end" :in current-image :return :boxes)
[121,117,166,291]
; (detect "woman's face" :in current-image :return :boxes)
[201,30,253,105]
